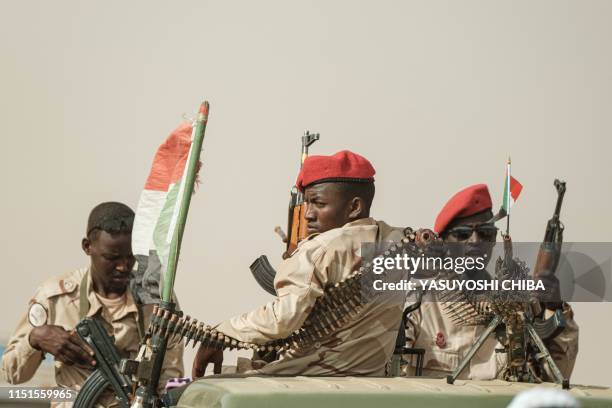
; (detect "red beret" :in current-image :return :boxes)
[296,150,375,191]
[434,184,492,233]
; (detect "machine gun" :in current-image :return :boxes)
[438,180,569,388]
[444,233,569,389]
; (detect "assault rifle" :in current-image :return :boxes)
[250,131,320,295]
[533,179,566,309]
[285,130,320,256]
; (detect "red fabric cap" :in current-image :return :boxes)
[434,184,493,233]
[296,150,375,191]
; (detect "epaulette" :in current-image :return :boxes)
[37,269,84,300]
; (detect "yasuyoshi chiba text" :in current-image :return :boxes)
[372,279,546,292]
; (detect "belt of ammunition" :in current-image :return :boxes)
[143,227,437,354]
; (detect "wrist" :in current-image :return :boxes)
[28,326,42,350]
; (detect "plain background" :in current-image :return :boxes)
[1,0,610,387]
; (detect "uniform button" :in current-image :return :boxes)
[435,332,446,348]
[65,281,73,290]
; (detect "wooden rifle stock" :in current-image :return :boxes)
[284,131,320,257]
[534,179,566,279]
[287,203,306,254]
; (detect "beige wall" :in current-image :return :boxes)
[1,0,610,386]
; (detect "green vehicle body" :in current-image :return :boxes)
[174,377,612,408]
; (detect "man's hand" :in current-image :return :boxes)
[29,325,96,367]
[274,226,292,259]
[537,274,563,311]
[192,346,223,378]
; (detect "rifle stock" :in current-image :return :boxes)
[534,179,566,279]
[287,203,307,254]
[284,131,319,257]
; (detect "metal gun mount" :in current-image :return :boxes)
[444,245,569,389]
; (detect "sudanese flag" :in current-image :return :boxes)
[130,122,200,304]
[501,158,523,214]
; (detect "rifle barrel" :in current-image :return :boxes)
[553,180,566,218]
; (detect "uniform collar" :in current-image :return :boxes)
[343,217,376,228]
[84,268,139,321]
[304,217,377,242]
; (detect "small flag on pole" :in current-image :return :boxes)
[499,157,523,234]
[501,157,523,214]
[490,157,523,226]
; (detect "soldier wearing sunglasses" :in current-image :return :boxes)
[402,184,578,381]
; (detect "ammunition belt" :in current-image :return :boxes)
[439,256,531,326]
[146,227,438,353]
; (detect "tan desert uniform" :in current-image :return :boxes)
[2,267,184,406]
[217,218,406,376]
[404,297,578,380]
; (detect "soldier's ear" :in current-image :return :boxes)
[347,197,364,220]
[82,237,93,256]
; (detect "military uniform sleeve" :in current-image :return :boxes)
[216,241,327,344]
[1,289,48,384]
[543,302,579,380]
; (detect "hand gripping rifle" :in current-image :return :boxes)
[250,131,319,295]
[74,102,210,408]
[532,179,566,311]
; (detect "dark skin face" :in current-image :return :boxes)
[303,183,367,235]
[81,231,135,298]
[192,183,369,378]
[442,209,497,269]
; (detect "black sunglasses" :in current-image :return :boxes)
[445,223,498,241]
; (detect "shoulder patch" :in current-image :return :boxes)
[28,303,48,327]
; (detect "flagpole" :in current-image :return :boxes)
[162,101,209,303]
[506,157,511,236]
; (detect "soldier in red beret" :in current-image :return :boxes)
[434,184,495,240]
[403,184,579,382]
[193,150,407,377]
[434,184,498,277]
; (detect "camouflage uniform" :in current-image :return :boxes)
[403,297,578,380]
[217,218,406,376]
[1,267,184,407]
